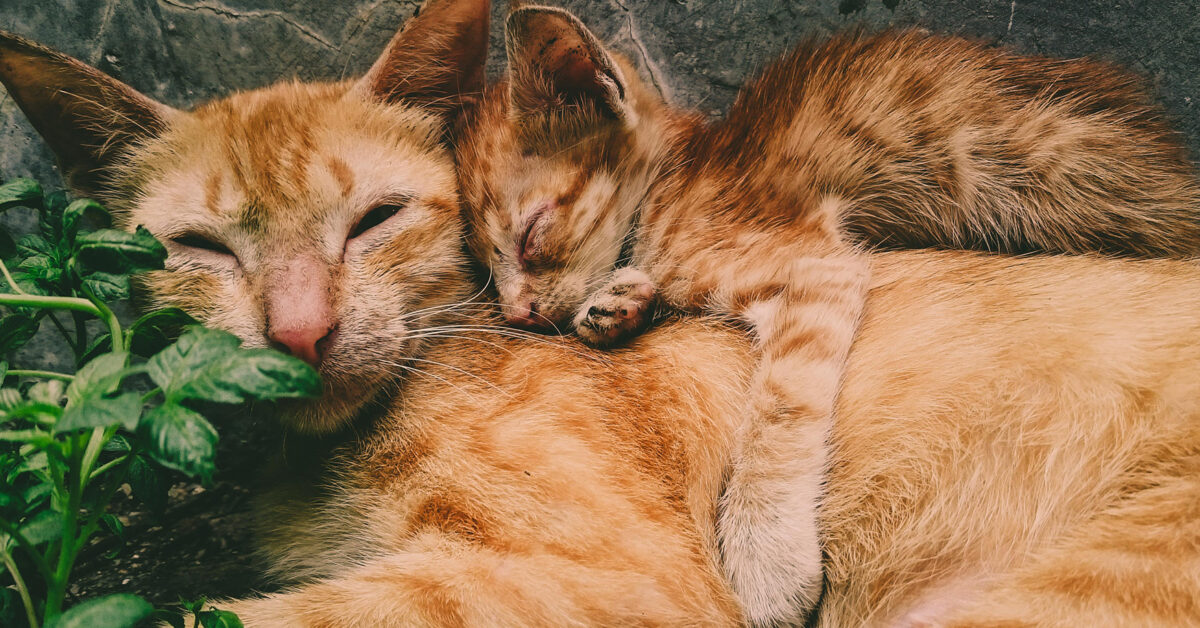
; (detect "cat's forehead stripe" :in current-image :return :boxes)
[326,156,356,199]
[204,171,223,216]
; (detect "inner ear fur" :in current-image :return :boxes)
[0,30,177,198]
[356,0,490,116]
[505,6,634,122]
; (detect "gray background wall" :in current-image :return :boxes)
[2,0,1199,188]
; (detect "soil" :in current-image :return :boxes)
[71,407,280,610]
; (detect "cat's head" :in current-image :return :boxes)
[457,5,674,331]
[0,0,490,433]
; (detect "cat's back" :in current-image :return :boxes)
[821,250,1200,626]
[705,28,1200,257]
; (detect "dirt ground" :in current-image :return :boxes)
[72,407,280,610]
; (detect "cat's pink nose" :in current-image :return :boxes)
[505,300,544,329]
[269,323,337,366]
[265,255,339,367]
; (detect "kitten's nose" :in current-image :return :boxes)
[505,300,545,329]
[269,324,337,366]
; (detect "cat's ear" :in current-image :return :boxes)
[356,0,490,115]
[0,30,178,197]
[505,6,635,122]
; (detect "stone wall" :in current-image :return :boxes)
[3,0,1198,187]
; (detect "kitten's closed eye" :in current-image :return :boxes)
[350,201,408,240]
[519,210,548,267]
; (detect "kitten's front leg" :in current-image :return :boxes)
[718,254,870,627]
[573,266,657,347]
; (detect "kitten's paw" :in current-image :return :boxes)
[573,268,656,347]
[719,471,824,627]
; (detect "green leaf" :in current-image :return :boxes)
[100,512,125,539]
[148,327,320,404]
[0,360,7,382]
[18,507,61,546]
[0,587,21,628]
[5,401,63,427]
[21,482,51,509]
[139,403,217,481]
[127,454,168,512]
[45,594,153,628]
[0,178,42,211]
[56,391,142,433]
[0,430,53,445]
[179,598,207,615]
[18,254,63,288]
[199,609,244,628]
[0,387,18,411]
[0,314,40,354]
[66,352,128,406]
[62,198,111,240]
[0,229,15,259]
[151,609,187,628]
[17,233,53,258]
[186,349,321,404]
[129,308,199,358]
[81,271,131,302]
[78,332,114,367]
[75,226,167,274]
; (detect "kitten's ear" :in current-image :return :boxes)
[356,0,490,115]
[0,31,178,197]
[505,6,634,122]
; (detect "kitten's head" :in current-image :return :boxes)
[457,6,672,331]
[0,0,490,433]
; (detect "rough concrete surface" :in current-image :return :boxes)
[0,0,1197,613]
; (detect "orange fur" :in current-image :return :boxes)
[3,2,1200,626]
[457,10,1200,623]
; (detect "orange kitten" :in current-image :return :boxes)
[457,8,1200,624]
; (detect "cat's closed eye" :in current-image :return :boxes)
[349,201,408,240]
[171,232,237,263]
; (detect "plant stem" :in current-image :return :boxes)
[78,426,109,492]
[88,452,129,481]
[8,369,74,382]
[45,313,80,357]
[1,549,38,628]
[0,259,28,295]
[0,517,54,582]
[0,293,103,318]
[77,283,123,353]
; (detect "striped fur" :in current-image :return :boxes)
[4,1,1200,626]
[456,8,1200,624]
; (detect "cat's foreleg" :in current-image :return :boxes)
[210,535,723,626]
[573,266,657,347]
[718,254,870,627]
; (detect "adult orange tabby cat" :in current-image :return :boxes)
[457,6,1200,624]
[2,0,1200,626]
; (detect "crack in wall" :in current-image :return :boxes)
[612,0,669,100]
[157,0,337,51]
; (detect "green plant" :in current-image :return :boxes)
[0,178,321,628]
